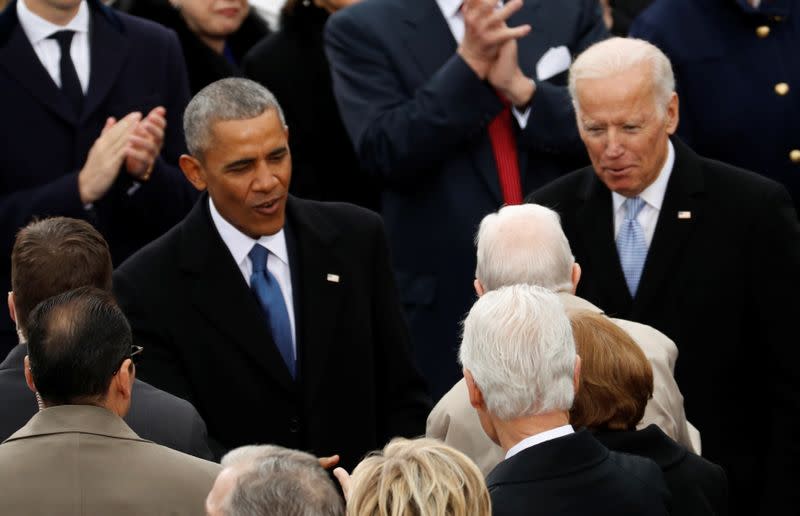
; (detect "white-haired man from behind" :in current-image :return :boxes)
[427,203,699,474]
[461,285,670,515]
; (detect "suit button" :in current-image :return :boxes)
[790,149,800,163]
[756,25,770,38]
[774,82,790,96]
[289,416,300,433]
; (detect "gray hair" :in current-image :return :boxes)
[459,285,576,420]
[217,445,343,516]
[183,78,287,158]
[568,37,675,116]
[475,204,574,293]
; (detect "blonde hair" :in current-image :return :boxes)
[347,438,491,516]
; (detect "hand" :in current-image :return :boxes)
[487,38,536,107]
[457,0,530,79]
[318,454,340,470]
[78,112,142,204]
[333,467,351,501]
[125,106,167,181]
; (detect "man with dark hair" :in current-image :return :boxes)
[1,216,213,459]
[0,287,220,515]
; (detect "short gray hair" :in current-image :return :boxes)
[459,285,576,420]
[217,445,343,516]
[475,204,574,293]
[183,78,287,157]
[568,37,675,116]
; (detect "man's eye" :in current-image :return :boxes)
[623,125,640,132]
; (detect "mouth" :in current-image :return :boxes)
[252,195,284,216]
[216,7,240,17]
[604,166,634,176]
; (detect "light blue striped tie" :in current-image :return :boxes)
[616,196,648,297]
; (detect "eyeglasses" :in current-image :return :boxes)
[112,345,144,375]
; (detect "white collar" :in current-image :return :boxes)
[436,0,462,19]
[17,0,89,46]
[612,139,675,213]
[208,197,289,268]
[505,424,575,459]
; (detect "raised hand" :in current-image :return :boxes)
[78,112,141,204]
[457,0,530,79]
[125,106,167,181]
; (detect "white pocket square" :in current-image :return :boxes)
[536,45,572,81]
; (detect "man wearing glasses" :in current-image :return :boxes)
[0,287,220,514]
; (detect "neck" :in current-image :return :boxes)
[24,0,81,26]
[198,33,226,54]
[493,411,570,451]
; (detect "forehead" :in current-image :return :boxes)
[207,109,286,150]
[575,68,658,122]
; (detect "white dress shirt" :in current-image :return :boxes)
[612,140,675,247]
[17,0,90,93]
[505,424,575,460]
[435,0,532,128]
[209,198,297,354]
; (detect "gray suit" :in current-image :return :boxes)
[426,292,699,474]
[0,405,220,515]
[0,344,213,460]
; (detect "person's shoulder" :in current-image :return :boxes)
[607,449,668,492]
[698,156,792,206]
[327,0,404,34]
[131,380,199,418]
[130,438,221,476]
[292,197,383,231]
[527,167,594,206]
[114,214,186,279]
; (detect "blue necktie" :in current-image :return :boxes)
[48,30,83,117]
[249,244,295,378]
[616,197,648,297]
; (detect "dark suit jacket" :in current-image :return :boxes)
[0,344,214,460]
[487,430,670,516]
[324,0,608,398]
[113,194,431,469]
[243,3,379,211]
[529,138,800,515]
[596,425,728,516]
[0,0,197,358]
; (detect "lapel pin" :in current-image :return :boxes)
[326,274,340,283]
[677,211,692,220]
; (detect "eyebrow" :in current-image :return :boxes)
[223,158,255,171]
[268,146,289,158]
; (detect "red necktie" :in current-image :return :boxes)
[487,95,523,205]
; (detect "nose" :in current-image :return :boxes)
[604,130,625,159]
[252,160,278,191]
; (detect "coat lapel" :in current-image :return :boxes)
[179,196,295,393]
[633,139,704,317]
[82,1,129,123]
[0,1,77,125]
[399,0,457,82]
[284,197,343,396]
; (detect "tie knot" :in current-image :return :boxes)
[248,244,269,273]
[624,196,646,221]
[48,30,75,51]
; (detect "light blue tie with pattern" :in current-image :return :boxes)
[616,196,648,297]
[249,244,295,378]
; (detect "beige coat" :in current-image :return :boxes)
[426,292,701,474]
[0,405,221,515]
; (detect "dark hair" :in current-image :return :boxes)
[26,287,132,406]
[569,310,654,431]
[11,217,112,336]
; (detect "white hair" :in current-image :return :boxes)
[475,204,574,293]
[568,37,675,116]
[459,285,576,420]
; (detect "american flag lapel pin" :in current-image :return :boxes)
[326,273,340,283]
[677,211,692,220]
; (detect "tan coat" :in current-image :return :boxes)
[0,405,221,515]
[426,292,701,475]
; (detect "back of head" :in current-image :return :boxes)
[568,310,653,431]
[11,217,112,338]
[459,284,575,420]
[475,204,574,292]
[183,77,286,159]
[568,37,675,116]
[211,445,343,516]
[26,287,132,406]
[347,437,491,516]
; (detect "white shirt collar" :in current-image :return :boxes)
[17,0,89,46]
[612,139,675,213]
[436,0,462,19]
[505,424,575,460]
[208,197,289,268]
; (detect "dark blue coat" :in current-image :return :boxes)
[0,0,198,357]
[325,0,608,397]
[631,0,800,213]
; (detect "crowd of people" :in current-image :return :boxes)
[0,0,798,514]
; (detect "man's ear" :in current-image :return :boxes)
[571,263,581,294]
[8,291,16,324]
[473,279,486,297]
[179,154,208,191]
[463,369,486,410]
[24,355,37,394]
[113,359,135,401]
[573,355,582,396]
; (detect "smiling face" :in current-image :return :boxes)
[181,109,291,238]
[575,66,679,197]
[178,0,249,41]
